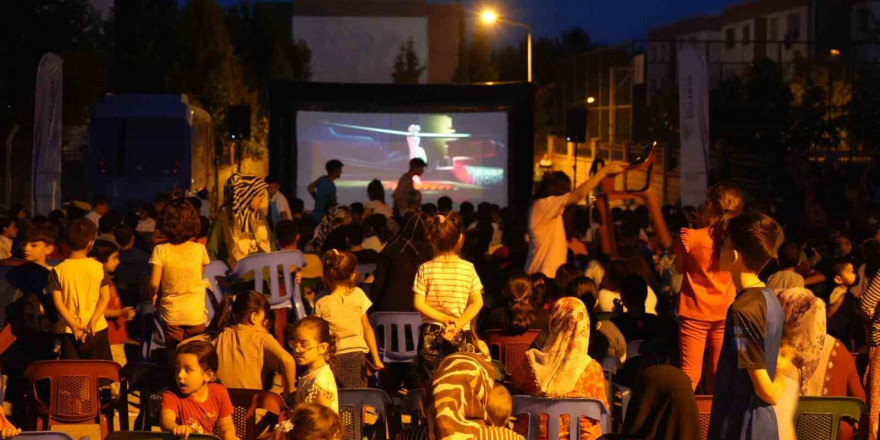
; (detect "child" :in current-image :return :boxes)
[89,241,136,374]
[85,195,110,227]
[286,403,343,440]
[49,218,112,360]
[708,213,788,440]
[766,242,805,291]
[827,258,859,348]
[0,218,17,260]
[276,220,307,270]
[160,341,237,440]
[314,250,383,388]
[149,199,210,348]
[212,291,297,395]
[612,274,662,343]
[413,212,484,381]
[487,384,513,429]
[113,224,151,305]
[289,316,339,412]
[307,159,343,223]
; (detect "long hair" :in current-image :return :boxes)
[211,290,270,331]
[504,271,534,334]
[705,182,745,248]
[322,249,359,291]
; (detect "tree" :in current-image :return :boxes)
[392,37,426,84]
[454,27,498,83]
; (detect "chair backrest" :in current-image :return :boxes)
[795,396,866,440]
[338,389,399,440]
[695,395,712,440]
[483,330,542,374]
[399,388,425,428]
[25,360,120,432]
[120,363,172,431]
[204,260,230,322]
[231,251,307,319]
[12,432,75,440]
[626,340,643,360]
[226,389,288,440]
[357,263,376,282]
[141,314,167,361]
[106,432,220,440]
[512,395,609,440]
[369,312,422,362]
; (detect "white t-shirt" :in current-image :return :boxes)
[365,200,394,219]
[596,286,658,315]
[0,235,11,260]
[297,364,339,413]
[48,258,110,334]
[270,192,292,226]
[85,211,102,227]
[314,287,372,354]
[363,236,385,253]
[525,194,570,278]
[150,241,210,325]
[413,254,483,330]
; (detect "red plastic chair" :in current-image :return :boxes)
[25,360,122,438]
[226,389,288,440]
[483,329,542,375]
[695,395,712,440]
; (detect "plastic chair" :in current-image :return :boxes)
[25,360,122,438]
[106,432,220,440]
[483,329,542,375]
[226,389,288,440]
[695,395,712,440]
[512,395,610,440]
[369,312,422,363]
[626,340,643,360]
[398,388,425,428]
[357,263,377,282]
[204,260,230,322]
[231,251,307,320]
[338,389,400,440]
[140,315,167,362]
[11,432,75,440]
[795,396,867,440]
[119,363,173,431]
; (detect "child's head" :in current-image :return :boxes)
[0,218,18,239]
[704,182,744,230]
[93,195,110,215]
[367,179,385,203]
[504,271,534,333]
[98,210,121,235]
[114,224,136,249]
[438,196,453,214]
[158,199,201,244]
[486,384,512,428]
[173,341,219,396]
[409,157,427,176]
[325,159,344,179]
[777,242,801,269]
[90,240,120,273]
[619,274,648,313]
[425,212,464,254]
[67,218,98,252]
[322,249,359,291]
[832,257,857,288]
[23,223,57,264]
[568,276,598,303]
[719,213,784,274]
[288,316,336,368]
[834,234,853,257]
[276,220,300,249]
[214,290,270,331]
[287,403,343,440]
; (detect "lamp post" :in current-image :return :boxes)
[480,9,532,82]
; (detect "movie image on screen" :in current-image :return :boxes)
[296,111,508,208]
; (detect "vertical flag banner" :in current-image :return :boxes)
[676,43,710,207]
[32,52,63,216]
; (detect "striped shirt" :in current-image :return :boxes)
[413,254,483,330]
[858,268,880,346]
[396,426,524,440]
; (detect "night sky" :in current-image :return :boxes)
[213,0,742,43]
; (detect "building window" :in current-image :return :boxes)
[725,27,736,48]
[769,16,779,40]
[786,12,801,41]
[742,24,751,45]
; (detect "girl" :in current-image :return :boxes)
[212,291,297,396]
[91,241,136,392]
[288,316,339,412]
[363,179,393,219]
[149,199,210,348]
[482,271,546,336]
[615,365,701,440]
[287,403,343,440]
[674,182,744,390]
[413,212,484,381]
[314,250,383,388]
[160,341,237,440]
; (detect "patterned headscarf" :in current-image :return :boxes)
[525,297,592,397]
[307,205,350,252]
[428,352,494,440]
[224,173,268,234]
[777,287,832,395]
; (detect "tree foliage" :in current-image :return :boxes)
[392,37,426,84]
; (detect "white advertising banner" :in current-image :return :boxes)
[32,52,63,216]
[676,43,709,207]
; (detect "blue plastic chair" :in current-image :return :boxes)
[204,260,230,322]
[231,251,307,320]
[140,314,166,361]
[512,395,610,440]
[12,432,75,440]
[338,389,400,440]
[369,312,421,363]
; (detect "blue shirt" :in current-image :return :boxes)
[708,286,783,440]
[312,175,336,222]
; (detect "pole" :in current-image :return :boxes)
[527,31,533,82]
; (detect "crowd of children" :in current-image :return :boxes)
[0,161,879,440]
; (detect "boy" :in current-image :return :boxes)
[393,158,427,212]
[827,257,859,348]
[276,220,307,271]
[766,242,805,291]
[85,195,110,227]
[486,383,513,429]
[0,218,17,260]
[265,175,292,226]
[708,213,787,440]
[307,159,343,222]
[49,218,112,360]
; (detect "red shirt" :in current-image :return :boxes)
[106,282,128,344]
[161,383,233,434]
[675,227,736,321]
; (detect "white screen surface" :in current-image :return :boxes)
[296,111,508,208]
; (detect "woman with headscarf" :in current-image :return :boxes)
[602,365,700,440]
[778,287,865,440]
[307,205,351,253]
[396,352,524,440]
[207,173,274,268]
[512,297,609,440]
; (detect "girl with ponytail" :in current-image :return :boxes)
[674,182,745,390]
[211,291,297,397]
[313,250,384,389]
[482,271,546,336]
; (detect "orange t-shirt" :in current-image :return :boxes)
[675,227,736,321]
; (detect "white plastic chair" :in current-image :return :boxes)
[204,260,230,322]
[231,251,307,320]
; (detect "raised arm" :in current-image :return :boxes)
[565,161,629,205]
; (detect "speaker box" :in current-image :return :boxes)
[228,105,251,140]
[565,108,587,143]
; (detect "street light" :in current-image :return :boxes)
[586,96,596,104]
[480,9,532,82]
